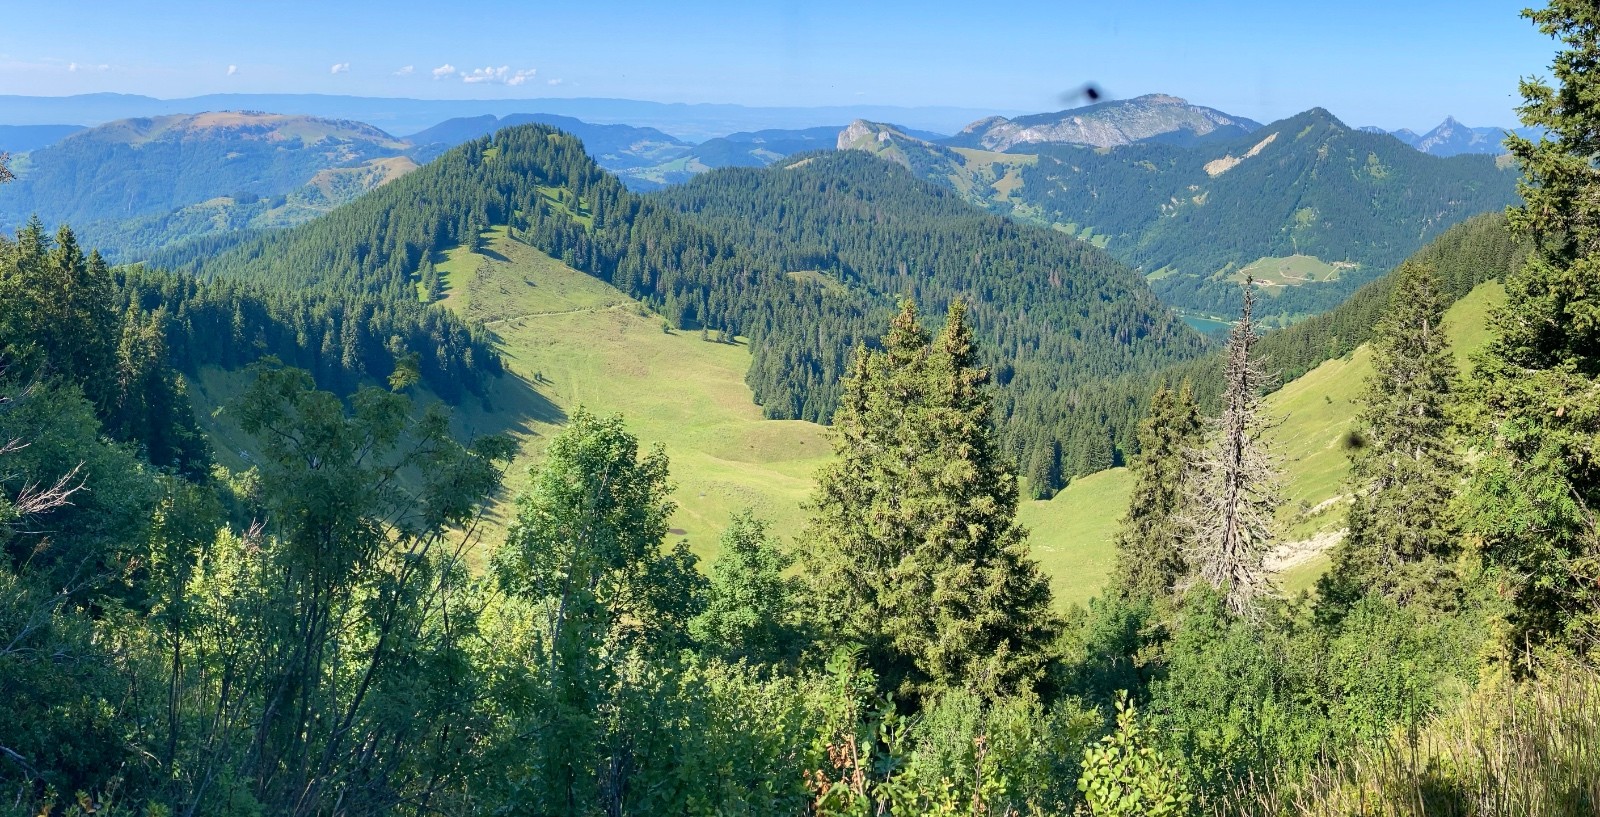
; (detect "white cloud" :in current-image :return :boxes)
[227,64,239,76]
[547,78,563,86]
[431,63,457,79]
[330,62,350,74]
[461,65,537,86]
[393,65,414,76]
[67,62,78,72]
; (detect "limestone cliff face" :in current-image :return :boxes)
[951,94,1260,151]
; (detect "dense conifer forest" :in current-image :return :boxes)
[3,3,1600,815]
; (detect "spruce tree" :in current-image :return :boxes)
[1468,0,1600,650]
[1184,282,1279,618]
[803,300,1060,700]
[1110,380,1203,602]
[1322,262,1460,611]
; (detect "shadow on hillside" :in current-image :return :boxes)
[478,247,511,263]
[454,371,566,446]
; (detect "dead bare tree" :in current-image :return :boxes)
[1183,279,1280,618]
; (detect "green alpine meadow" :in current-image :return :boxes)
[2,2,1598,815]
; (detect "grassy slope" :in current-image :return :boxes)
[1021,280,1505,601]
[436,227,830,562]
[1018,469,1134,607]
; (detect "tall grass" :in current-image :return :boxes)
[1216,662,1600,816]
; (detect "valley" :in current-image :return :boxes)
[7,5,1597,808]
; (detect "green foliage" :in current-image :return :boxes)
[1146,586,1489,797]
[691,510,803,664]
[803,300,1060,701]
[2,221,211,476]
[0,377,156,596]
[1077,693,1192,817]
[494,407,704,664]
[1109,381,1202,602]
[1321,261,1461,612]
[164,360,513,814]
[1466,0,1600,654]
[1220,661,1600,817]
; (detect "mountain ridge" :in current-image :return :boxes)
[945,93,1262,151]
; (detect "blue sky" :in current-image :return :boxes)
[0,0,1554,130]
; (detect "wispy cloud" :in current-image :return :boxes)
[432,64,457,79]
[330,62,350,74]
[547,78,563,86]
[66,62,112,73]
[227,64,239,76]
[393,65,414,77]
[461,65,537,86]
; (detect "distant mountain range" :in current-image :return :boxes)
[0,94,1524,326]
[836,106,1520,321]
[1359,116,1542,156]
[405,113,690,169]
[0,93,1008,143]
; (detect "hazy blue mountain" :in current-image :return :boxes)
[1410,116,1539,156]
[1361,118,1545,156]
[405,113,690,168]
[0,111,420,259]
[0,93,1011,142]
[0,124,87,152]
[945,94,1261,151]
[1390,127,1422,146]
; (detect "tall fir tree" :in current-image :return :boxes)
[1467,0,1600,651]
[1184,282,1279,618]
[802,300,1060,700]
[1322,261,1460,612]
[1110,380,1203,602]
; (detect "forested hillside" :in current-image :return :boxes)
[1165,211,1529,406]
[164,124,1206,495]
[653,151,1209,486]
